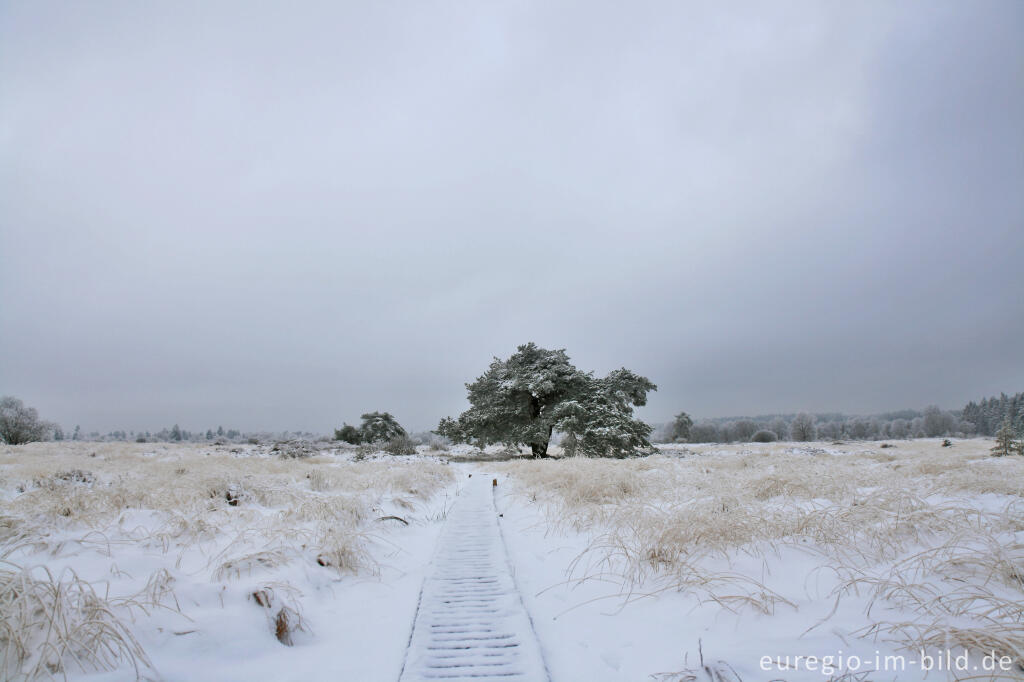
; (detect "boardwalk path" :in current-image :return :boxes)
[398,472,550,682]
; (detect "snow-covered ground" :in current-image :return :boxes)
[496,439,1024,681]
[1,439,1021,681]
[0,441,457,681]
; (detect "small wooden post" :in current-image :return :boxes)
[492,478,498,487]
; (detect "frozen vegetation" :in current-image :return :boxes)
[495,439,1024,680]
[0,441,454,681]
[1,438,1022,681]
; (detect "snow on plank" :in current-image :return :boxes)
[399,474,550,682]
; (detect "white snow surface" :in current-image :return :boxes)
[400,472,549,681]
[2,439,1022,681]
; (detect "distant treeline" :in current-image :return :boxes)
[61,424,321,444]
[13,391,1024,447]
[656,392,1024,443]
[961,393,1024,438]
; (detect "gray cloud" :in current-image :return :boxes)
[2,1,1022,432]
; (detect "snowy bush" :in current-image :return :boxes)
[334,423,361,444]
[385,435,417,455]
[0,396,53,445]
[358,412,406,443]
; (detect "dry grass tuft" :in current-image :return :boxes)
[274,606,303,645]
[244,581,309,646]
[214,550,295,581]
[0,561,152,681]
[251,588,272,608]
[314,527,374,575]
[651,640,744,681]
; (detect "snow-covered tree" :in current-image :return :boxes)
[769,417,789,440]
[848,418,870,440]
[0,396,52,445]
[923,405,955,437]
[991,420,1021,457]
[670,412,693,442]
[816,421,840,440]
[790,412,817,442]
[731,419,758,442]
[689,421,720,443]
[554,368,657,458]
[359,411,406,443]
[437,342,656,458]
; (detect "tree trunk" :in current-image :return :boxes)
[530,425,553,458]
[528,397,552,458]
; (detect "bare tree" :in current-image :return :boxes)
[790,412,817,442]
[923,405,953,437]
[688,421,720,443]
[732,420,758,442]
[910,416,926,438]
[816,421,840,440]
[0,396,53,445]
[848,418,870,440]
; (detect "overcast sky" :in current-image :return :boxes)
[1,1,1022,434]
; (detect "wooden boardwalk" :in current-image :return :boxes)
[398,473,550,681]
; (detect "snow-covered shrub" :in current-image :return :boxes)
[0,396,53,445]
[385,435,417,455]
[354,443,376,460]
[334,423,361,444]
[272,439,318,458]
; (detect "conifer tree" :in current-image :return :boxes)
[670,412,693,442]
[438,342,656,458]
[991,420,1018,456]
[359,412,406,443]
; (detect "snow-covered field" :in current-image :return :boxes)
[1,439,1022,681]
[0,441,455,681]
[496,439,1024,681]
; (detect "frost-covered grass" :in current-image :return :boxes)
[497,439,1024,678]
[0,441,455,681]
